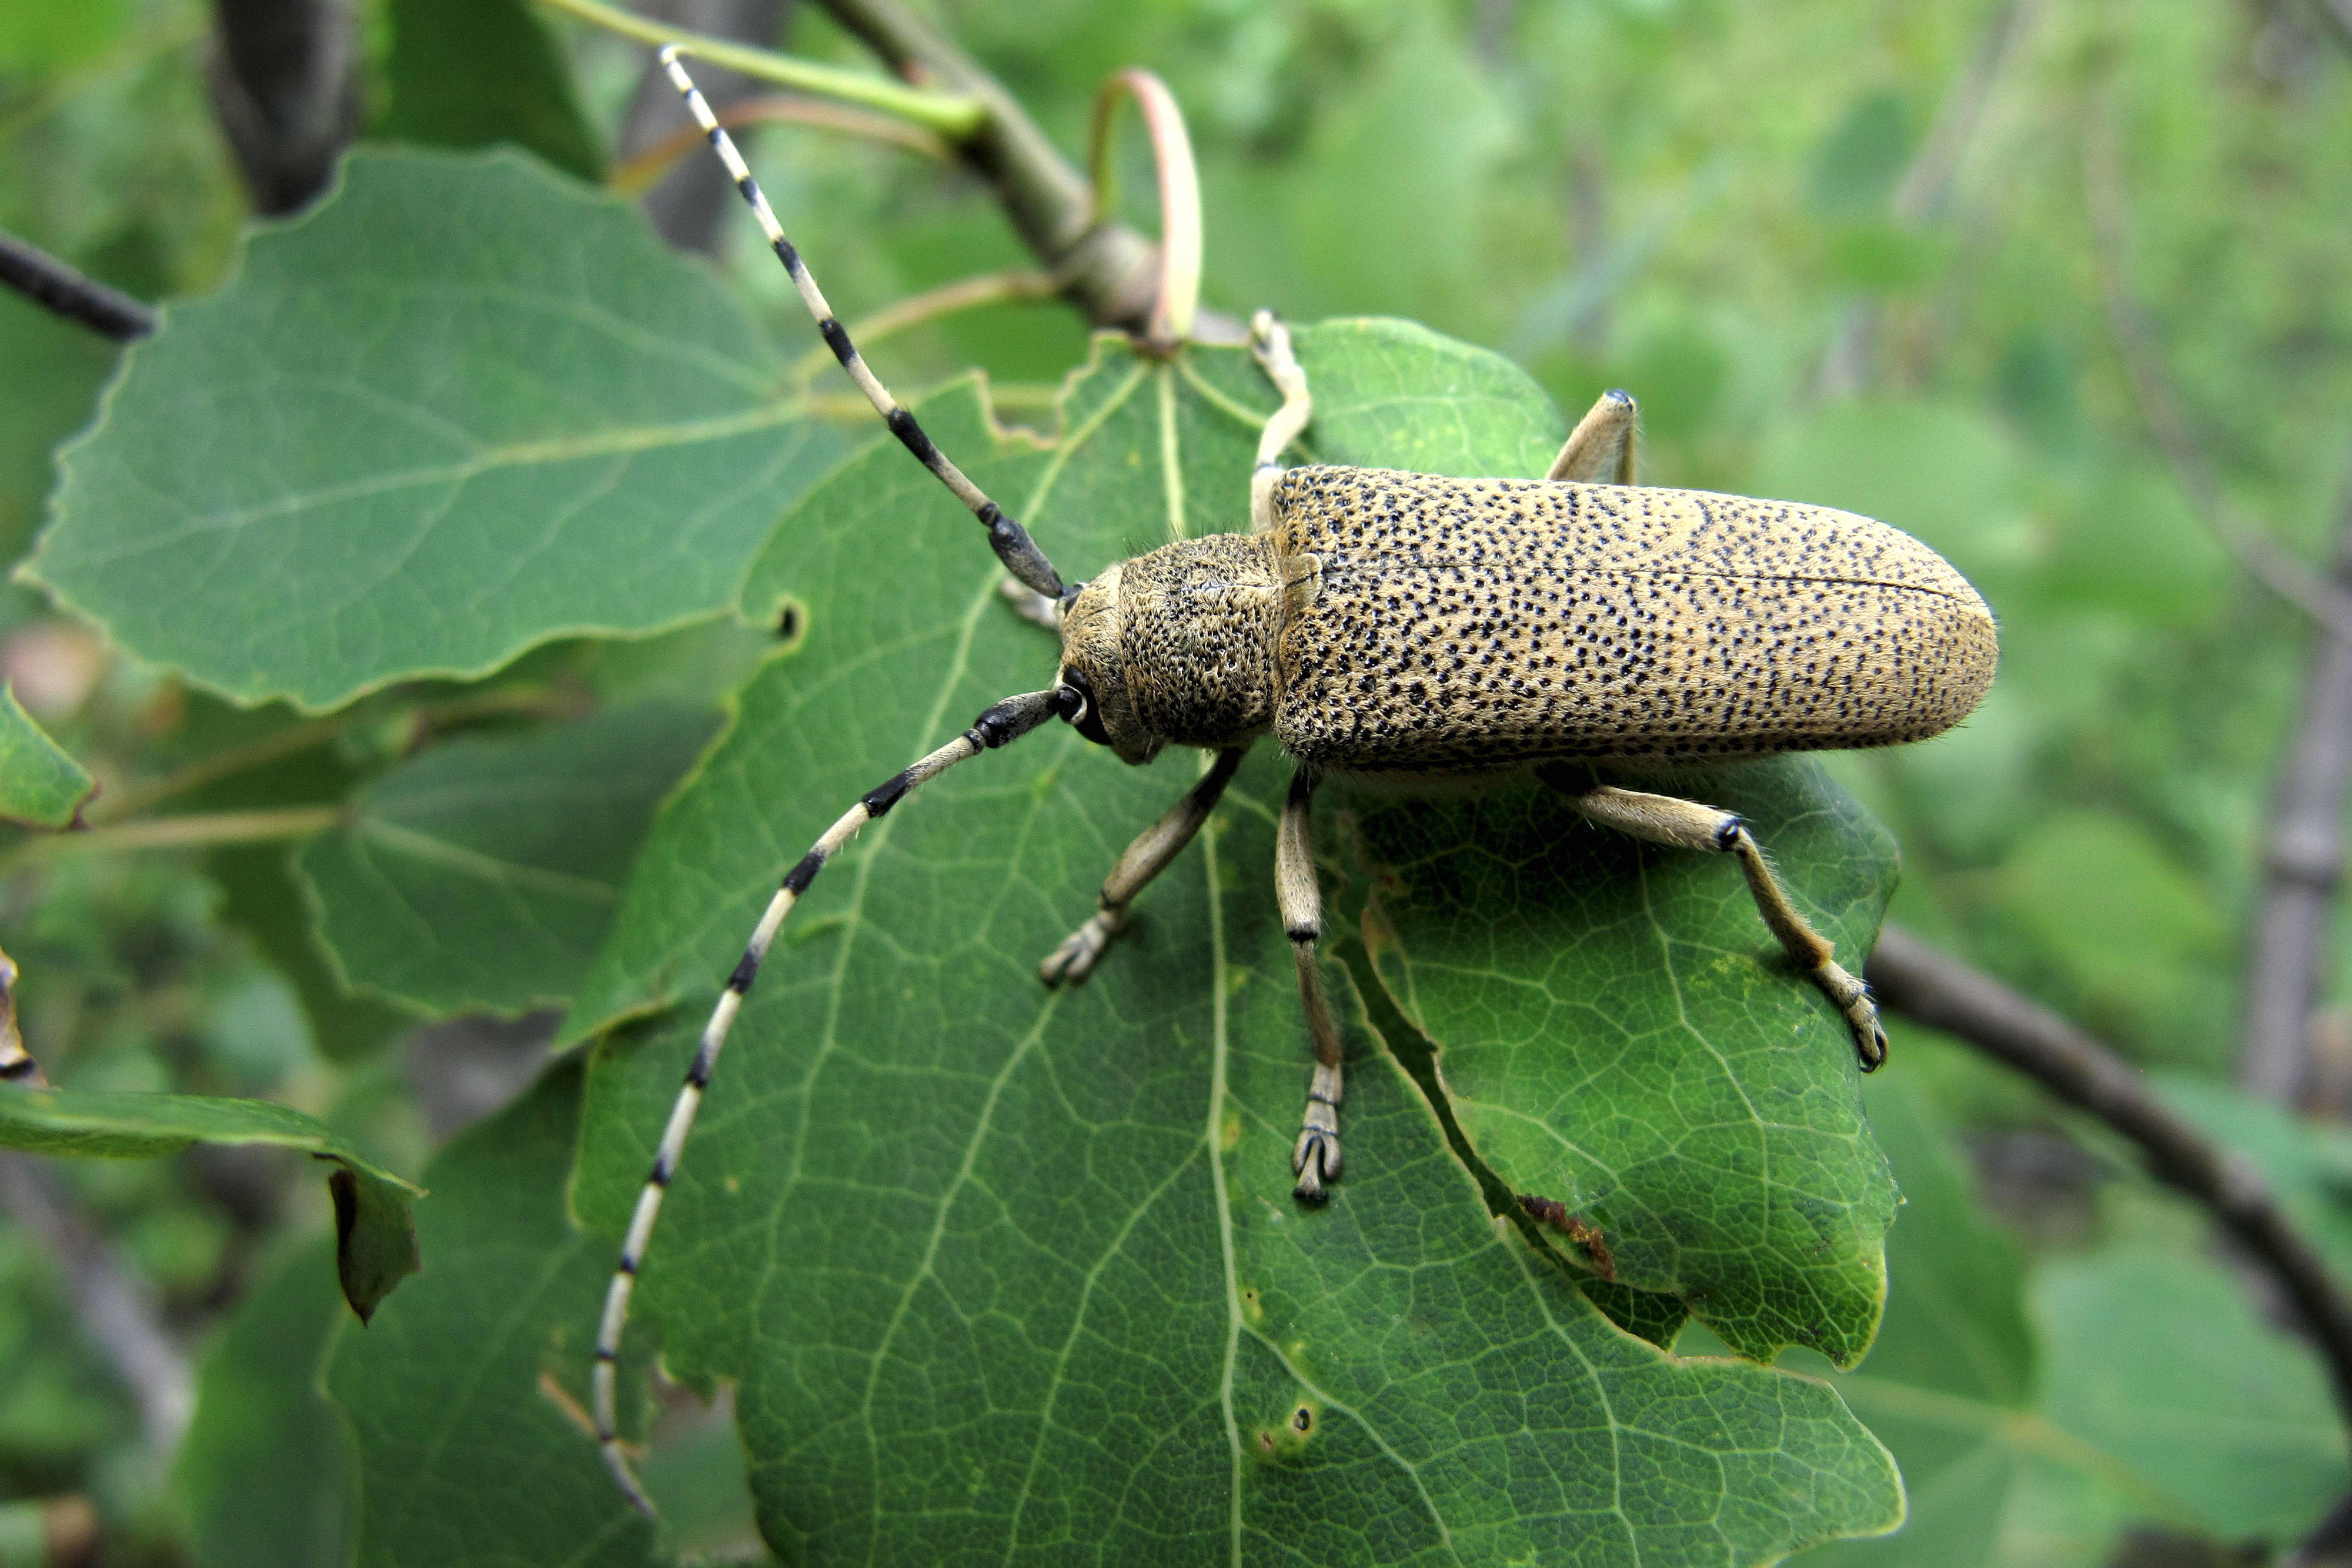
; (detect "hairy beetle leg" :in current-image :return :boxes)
[1549,777,1890,1073]
[1278,768,1347,1202]
[1038,747,1249,988]
[1248,310,1312,534]
[1546,389,1640,484]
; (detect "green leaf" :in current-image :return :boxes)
[1793,1074,2345,1565]
[1355,763,1901,1365]
[0,287,117,568]
[24,149,839,711]
[210,845,412,1063]
[173,1235,355,1568]
[565,323,1903,1557]
[0,1085,421,1320]
[298,702,722,1017]
[324,1055,659,1568]
[375,0,606,182]
[0,682,94,828]
[1788,1076,2117,1568]
[2036,1249,2348,1542]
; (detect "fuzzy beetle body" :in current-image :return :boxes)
[1057,466,1997,772]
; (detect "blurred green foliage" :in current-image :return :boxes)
[5,0,2352,1561]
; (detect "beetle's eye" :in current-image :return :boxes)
[1058,667,1112,748]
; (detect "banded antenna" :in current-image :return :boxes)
[593,688,1078,1511]
[656,45,1068,602]
[593,48,1091,1514]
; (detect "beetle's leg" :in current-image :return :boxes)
[1040,746,1249,985]
[1549,778,1888,1071]
[1250,310,1314,534]
[1278,767,1346,1201]
[1545,390,1639,485]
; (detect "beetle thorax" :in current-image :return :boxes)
[1057,533,1287,765]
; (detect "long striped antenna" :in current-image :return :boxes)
[593,687,1074,1512]
[657,45,1068,602]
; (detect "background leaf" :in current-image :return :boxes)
[171,1235,353,1568]
[323,1056,659,1568]
[563,323,1905,1558]
[2034,1248,2347,1540]
[374,0,606,182]
[0,1086,420,1319]
[23,148,838,710]
[0,682,94,828]
[298,701,722,1017]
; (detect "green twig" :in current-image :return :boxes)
[2,807,342,872]
[537,0,986,137]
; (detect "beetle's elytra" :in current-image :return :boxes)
[594,46,1999,1513]
[1057,466,1997,770]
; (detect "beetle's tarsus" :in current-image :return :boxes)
[1291,1062,1344,1202]
[1038,912,1121,986]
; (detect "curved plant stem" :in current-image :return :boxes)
[786,269,1060,387]
[809,0,1161,332]
[609,91,950,195]
[537,0,984,136]
[1088,69,1202,349]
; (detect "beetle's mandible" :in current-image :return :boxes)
[594,45,1998,1513]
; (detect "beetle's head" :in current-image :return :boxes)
[1052,564,1163,767]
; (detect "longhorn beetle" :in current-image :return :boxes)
[594,44,2001,1510]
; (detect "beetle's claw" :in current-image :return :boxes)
[1038,914,1118,987]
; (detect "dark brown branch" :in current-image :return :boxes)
[0,229,155,342]
[1867,922,2352,1435]
[2243,465,2352,1104]
[206,0,362,216]
[808,0,1161,332]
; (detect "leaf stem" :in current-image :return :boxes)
[86,686,580,827]
[607,92,950,196]
[3,807,341,871]
[808,0,1162,331]
[1087,70,1202,349]
[536,0,985,137]
[787,269,1061,387]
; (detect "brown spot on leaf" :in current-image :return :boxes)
[1518,1192,1616,1281]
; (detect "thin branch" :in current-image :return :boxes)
[810,0,1162,332]
[610,90,949,195]
[2242,462,2352,1104]
[0,1152,192,1456]
[1866,923,2352,1435]
[540,0,984,135]
[205,0,362,215]
[82,685,578,827]
[0,228,155,342]
[1,806,341,872]
[2080,87,2352,644]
